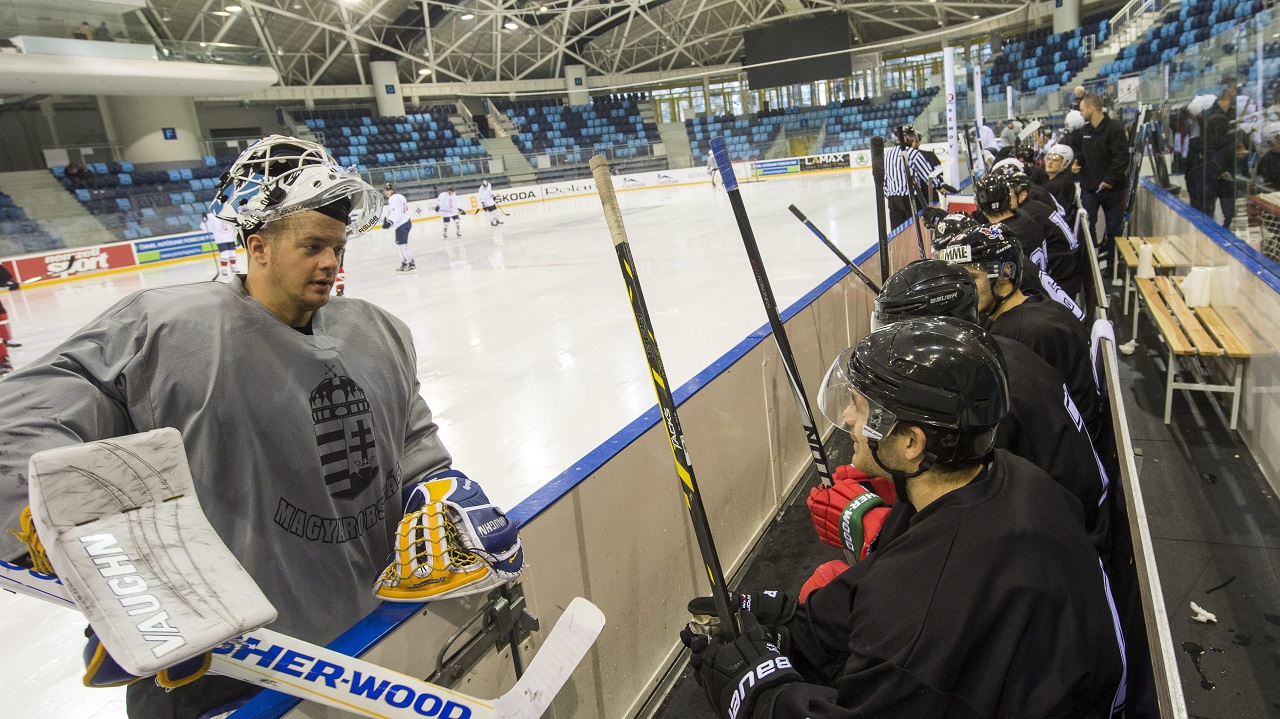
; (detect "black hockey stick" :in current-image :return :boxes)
[870,136,891,283]
[590,155,739,640]
[960,128,977,184]
[788,204,881,295]
[710,137,835,490]
[900,154,929,260]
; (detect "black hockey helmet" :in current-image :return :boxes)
[893,124,917,147]
[1015,144,1037,165]
[819,317,1008,474]
[936,224,1023,299]
[930,212,980,250]
[875,259,980,327]
[991,163,1030,197]
[384,182,395,191]
[973,173,1013,215]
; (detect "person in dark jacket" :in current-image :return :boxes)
[679,318,1125,719]
[1204,79,1241,227]
[1077,95,1130,271]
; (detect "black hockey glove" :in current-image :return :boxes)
[688,591,796,630]
[680,611,801,719]
[939,182,960,194]
[382,219,392,230]
[458,208,467,215]
[921,206,949,229]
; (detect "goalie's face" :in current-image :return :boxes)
[245,210,346,327]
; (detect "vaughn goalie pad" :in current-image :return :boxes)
[27,428,277,677]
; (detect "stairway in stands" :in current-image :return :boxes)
[655,122,693,169]
[478,135,538,186]
[0,170,117,250]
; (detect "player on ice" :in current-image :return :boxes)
[201,209,240,279]
[478,179,503,226]
[707,151,719,187]
[680,318,1125,719]
[381,182,415,272]
[436,186,464,238]
[0,135,524,718]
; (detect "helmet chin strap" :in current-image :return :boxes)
[866,439,936,498]
[986,276,1015,317]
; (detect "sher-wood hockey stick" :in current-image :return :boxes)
[900,154,929,260]
[709,136,837,489]
[589,154,739,640]
[870,136,891,284]
[786,204,881,295]
[1,561,603,719]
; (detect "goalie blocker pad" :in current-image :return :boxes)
[28,428,277,676]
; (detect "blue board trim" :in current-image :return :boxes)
[1140,177,1280,295]
[231,234,886,719]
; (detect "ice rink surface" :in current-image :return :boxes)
[0,169,880,718]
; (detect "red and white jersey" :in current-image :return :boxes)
[201,213,238,246]
[382,193,410,229]
[436,191,459,217]
[477,184,495,207]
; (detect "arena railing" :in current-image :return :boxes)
[155,39,271,67]
[1079,197,1190,719]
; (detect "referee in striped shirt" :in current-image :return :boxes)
[884,124,938,229]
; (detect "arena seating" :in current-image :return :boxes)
[50,157,234,241]
[297,105,489,178]
[1097,0,1263,80]
[0,192,62,254]
[498,94,662,169]
[985,14,1109,99]
[686,89,937,161]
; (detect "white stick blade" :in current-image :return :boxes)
[494,597,605,719]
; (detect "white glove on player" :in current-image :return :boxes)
[375,470,524,602]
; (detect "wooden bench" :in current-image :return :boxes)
[1118,236,1184,316]
[1133,276,1251,429]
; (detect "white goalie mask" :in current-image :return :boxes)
[209,134,383,241]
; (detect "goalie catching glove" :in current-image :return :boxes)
[806,464,894,561]
[375,470,524,602]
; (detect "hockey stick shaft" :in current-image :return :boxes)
[870,136,892,283]
[900,154,929,260]
[710,138,834,488]
[589,154,739,640]
[1,561,602,719]
[786,204,881,294]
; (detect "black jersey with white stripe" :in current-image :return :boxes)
[988,291,1102,444]
[771,449,1125,719]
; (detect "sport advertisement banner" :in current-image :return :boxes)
[12,242,138,284]
[754,158,800,177]
[797,152,853,172]
[134,232,215,264]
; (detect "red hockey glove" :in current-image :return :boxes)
[807,465,892,559]
[799,559,849,603]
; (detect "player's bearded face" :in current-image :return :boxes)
[965,265,997,314]
[264,211,346,310]
[842,393,880,479]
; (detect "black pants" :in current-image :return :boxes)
[887,194,914,232]
[127,674,257,719]
[1081,187,1123,268]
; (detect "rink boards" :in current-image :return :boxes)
[230,220,924,719]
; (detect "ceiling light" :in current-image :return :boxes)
[276,48,284,54]
[972,14,979,19]
[225,4,242,11]
[504,20,518,29]
[538,5,548,12]
[460,12,475,19]
[418,67,432,75]
[211,10,230,16]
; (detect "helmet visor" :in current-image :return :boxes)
[818,347,900,440]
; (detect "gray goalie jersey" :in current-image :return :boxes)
[0,278,452,645]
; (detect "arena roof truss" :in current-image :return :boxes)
[144,0,1030,87]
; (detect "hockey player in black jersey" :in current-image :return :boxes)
[680,318,1125,719]
[973,172,1049,274]
[993,163,1084,297]
[872,259,1111,556]
[938,225,1103,444]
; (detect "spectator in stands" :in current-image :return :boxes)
[1076,94,1129,271]
[73,21,92,40]
[93,22,112,42]
[63,162,92,188]
[1071,85,1086,111]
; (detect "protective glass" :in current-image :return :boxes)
[817,347,899,440]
